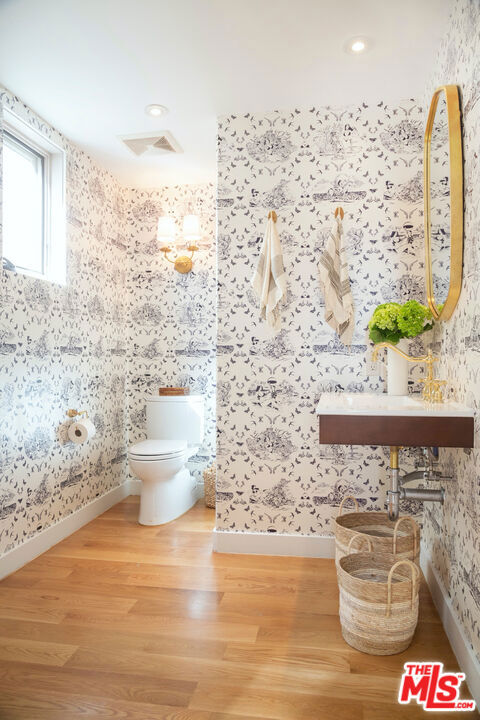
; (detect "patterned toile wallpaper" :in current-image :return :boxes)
[0,88,129,556]
[0,87,216,557]
[216,98,428,536]
[423,0,480,666]
[1,1,478,670]
[125,184,216,479]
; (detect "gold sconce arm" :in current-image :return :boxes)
[371,342,446,403]
[160,245,198,274]
[160,246,176,265]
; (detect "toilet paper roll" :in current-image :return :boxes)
[68,418,96,444]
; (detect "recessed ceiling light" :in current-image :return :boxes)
[145,104,168,117]
[344,36,370,54]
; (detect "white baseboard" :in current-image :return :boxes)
[421,548,480,707]
[0,481,132,581]
[213,528,335,558]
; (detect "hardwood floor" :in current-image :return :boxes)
[0,497,475,719]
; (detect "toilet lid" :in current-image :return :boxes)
[128,439,187,460]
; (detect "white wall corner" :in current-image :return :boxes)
[213,528,335,558]
[421,548,480,707]
[0,481,132,581]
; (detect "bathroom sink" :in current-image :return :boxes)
[316,393,474,448]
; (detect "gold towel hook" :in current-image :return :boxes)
[334,206,344,220]
[268,210,277,223]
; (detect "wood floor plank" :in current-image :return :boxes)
[0,663,196,707]
[0,586,136,614]
[0,688,211,720]
[189,682,364,720]
[33,575,225,613]
[223,641,351,673]
[60,611,260,644]
[0,618,227,660]
[219,588,339,618]
[0,637,78,667]
[0,498,471,720]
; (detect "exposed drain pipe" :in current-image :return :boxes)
[401,486,445,504]
[388,445,445,520]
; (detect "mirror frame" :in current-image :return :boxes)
[424,84,463,321]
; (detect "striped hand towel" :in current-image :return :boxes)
[318,216,354,345]
[251,213,286,330]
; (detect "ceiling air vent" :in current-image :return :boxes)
[119,131,183,157]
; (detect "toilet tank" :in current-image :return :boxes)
[146,395,204,446]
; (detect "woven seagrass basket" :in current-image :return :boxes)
[334,495,420,566]
[203,463,216,508]
[338,552,420,655]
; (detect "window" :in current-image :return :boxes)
[2,109,66,284]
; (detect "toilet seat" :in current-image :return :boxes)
[128,439,187,461]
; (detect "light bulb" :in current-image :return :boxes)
[344,36,370,55]
[145,104,168,117]
[351,40,365,53]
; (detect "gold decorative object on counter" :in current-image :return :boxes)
[372,343,446,403]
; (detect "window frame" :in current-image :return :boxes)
[2,108,66,285]
[3,127,48,278]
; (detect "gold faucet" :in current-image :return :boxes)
[372,343,446,403]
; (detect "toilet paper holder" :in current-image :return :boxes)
[66,409,89,420]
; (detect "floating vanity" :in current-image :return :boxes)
[317,393,474,448]
[317,392,474,520]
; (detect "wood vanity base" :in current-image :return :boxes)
[319,414,474,448]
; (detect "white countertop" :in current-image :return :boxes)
[316,392,474,418]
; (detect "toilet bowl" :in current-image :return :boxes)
[128,395,204,525]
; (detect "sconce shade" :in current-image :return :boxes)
[182,214,201,241]
[157,216,176,243]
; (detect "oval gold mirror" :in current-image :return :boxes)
[424,85,463,321]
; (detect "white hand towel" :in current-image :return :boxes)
[318,216,355,345]
[251,213,286,331]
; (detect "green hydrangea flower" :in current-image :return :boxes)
[397,300,432,337]
[368,299,434,344]
[368,303,402,332]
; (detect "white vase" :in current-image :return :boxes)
[387,339,409,396]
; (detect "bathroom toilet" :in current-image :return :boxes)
[128,395,204,525]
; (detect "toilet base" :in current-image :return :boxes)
[138,467,197,526]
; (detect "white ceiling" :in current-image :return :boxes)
[0,0,451,188]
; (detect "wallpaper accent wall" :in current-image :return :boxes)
[0,88,128,556]
[125,184,216,481]
[216,99,428,535]
[423,0,480,666]
[0,88,217,557]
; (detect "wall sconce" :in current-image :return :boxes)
[158,214,201,274]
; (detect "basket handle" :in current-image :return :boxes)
[393,516,418,559]
[338,495,359,516]
[386,560,419,618]
[347,535,373,553]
